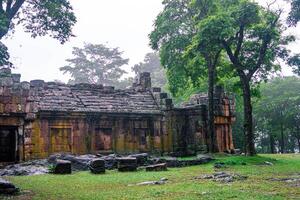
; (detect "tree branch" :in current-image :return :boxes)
[234,25,244,58]
[0,1,3,12]
[8,0,25,20]
[248,12,282,78]
[221,39,242,70]
[6,0,13,13]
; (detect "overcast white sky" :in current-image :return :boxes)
[2,0,300,82]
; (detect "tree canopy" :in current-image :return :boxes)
[288,0,300,26]
[60,43,129,87]
[0,0,77,67]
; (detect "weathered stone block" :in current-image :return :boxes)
[117,157,137,172]
[152,87,161,93]
[11,74,21,83]
[30,80,45,88]
[0,178,19,195]
[0,68,11,75]
[0,77,13,86]
[129,153,148,166]
[146,163,167,172]
[53,159,72,174]
[160,93,168,99]
[89,159,105,174]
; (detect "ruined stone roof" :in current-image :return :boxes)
[0,69,164,115]
[29,82,162,114]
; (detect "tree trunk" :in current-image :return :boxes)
[296,126,300,153]
[240,77,256,156]
[280,122,284,153]
[270,133,275,154]
[207,64,218,152]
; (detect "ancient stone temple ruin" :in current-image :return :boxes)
[0,68,235,162]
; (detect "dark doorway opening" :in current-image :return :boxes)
[0,126,18,162]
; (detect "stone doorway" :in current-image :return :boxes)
[0,126,18,162]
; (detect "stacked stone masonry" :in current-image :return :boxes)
[0,69,235,162]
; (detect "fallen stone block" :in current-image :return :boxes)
[117,157,137,172]
[130,178,168,186]
[146,163,167,172]
[53,160,72,174]
[89,159,105,174]
[0,178,19,195]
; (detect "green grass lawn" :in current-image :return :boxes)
[2,154,300,200]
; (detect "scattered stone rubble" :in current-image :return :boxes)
[194,172,248,183]
[0,153,214,176]
[268,174,300,187]
[0,159,49,176]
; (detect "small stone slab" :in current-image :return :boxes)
[117,157,137,172]
[0,178,19,195]
[89,159,105,174]
[146,163,167,172]
[54,160,72,174]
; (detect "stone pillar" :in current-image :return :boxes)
[132,72,152,91]
[139,72,151,90]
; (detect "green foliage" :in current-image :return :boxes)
[132,52,167,88]
[0,0,76,67]
[0,0,76,43]
[60,43,129,87]
[288,0,300,26]
[47,164,55,174]
[254,77,300,153]
[149,0,195,97]
[288,54,300,75]
[0,42,11,68]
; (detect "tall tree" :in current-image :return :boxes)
[150,0,227,152]
[60,43,129,87]
[255,77,300,153]
[132,52,167,88]
[0,0,76,67]
[197,1,298,155]
[185,0,224,152]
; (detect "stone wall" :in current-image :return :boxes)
[23,113,169,160]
